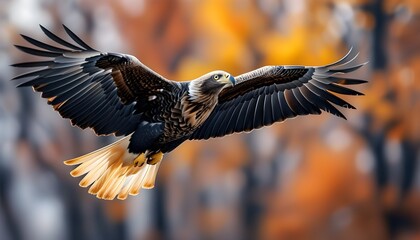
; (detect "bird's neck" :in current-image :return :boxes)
[186,80,222,104]
[181,81,221,127]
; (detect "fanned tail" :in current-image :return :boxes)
[64,135,162,200]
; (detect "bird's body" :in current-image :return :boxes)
[13,25,367,200]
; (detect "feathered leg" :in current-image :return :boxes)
[146,150,164,165]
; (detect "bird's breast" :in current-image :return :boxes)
[159,94,216,142]
[180,94,218,128]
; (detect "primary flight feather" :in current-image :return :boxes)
[13,25,367,200]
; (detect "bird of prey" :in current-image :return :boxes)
[12,25,367,200]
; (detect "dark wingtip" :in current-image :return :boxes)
[39,24,85,51]
[62,24,95,51]
[324,47,356,68]
[11,74,30,80]
[14,44,61,57]
[13,44,27,53]
[62,24,71,31]
[39,24,48,32]
[62,24,69,32]
[342,103,356,110]
[11,61,53,68]
[16,82,30,87]
[333,108,347,120]
[347,79,368,85]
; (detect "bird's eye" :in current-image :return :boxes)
[214,75,219,80]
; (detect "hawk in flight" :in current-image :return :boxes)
[13,25,367,200]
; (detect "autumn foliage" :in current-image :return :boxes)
[2,0,420,239]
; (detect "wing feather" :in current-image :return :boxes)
[278,91,297,119]
[14,45,62,57]
[234,100,251,133]
[62,25,95,51]
[263,94,274,126]
[253,95,265,128]
[292,88,320,115]
[223,102,243,135]
[191,48,366,140]
[270,90,284,122]
[39,25,84,51]
[19,34,70,52]
[243,97,257,131]
[13,25,176,136]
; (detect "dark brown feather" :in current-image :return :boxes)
[12,25,176,137]
[218,67,309,102]
[112,70,135,104]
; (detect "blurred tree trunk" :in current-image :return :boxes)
[359,0,418,237]
[0,165,22,240]
[241,134,262,240]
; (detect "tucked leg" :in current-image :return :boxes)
[146,151,163,165]
[133,153,146,167]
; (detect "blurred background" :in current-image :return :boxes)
[1,0,419,239]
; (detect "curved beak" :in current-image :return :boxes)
[226,74,236,86]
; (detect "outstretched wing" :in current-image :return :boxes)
[191,49,367,140]
[12,25,176,136]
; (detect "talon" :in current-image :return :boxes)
[146,151,163,165]
[133,153,145,167]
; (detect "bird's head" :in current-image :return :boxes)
[188,70,236,101]
[200,70,235,90]
[210,70,236,87]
